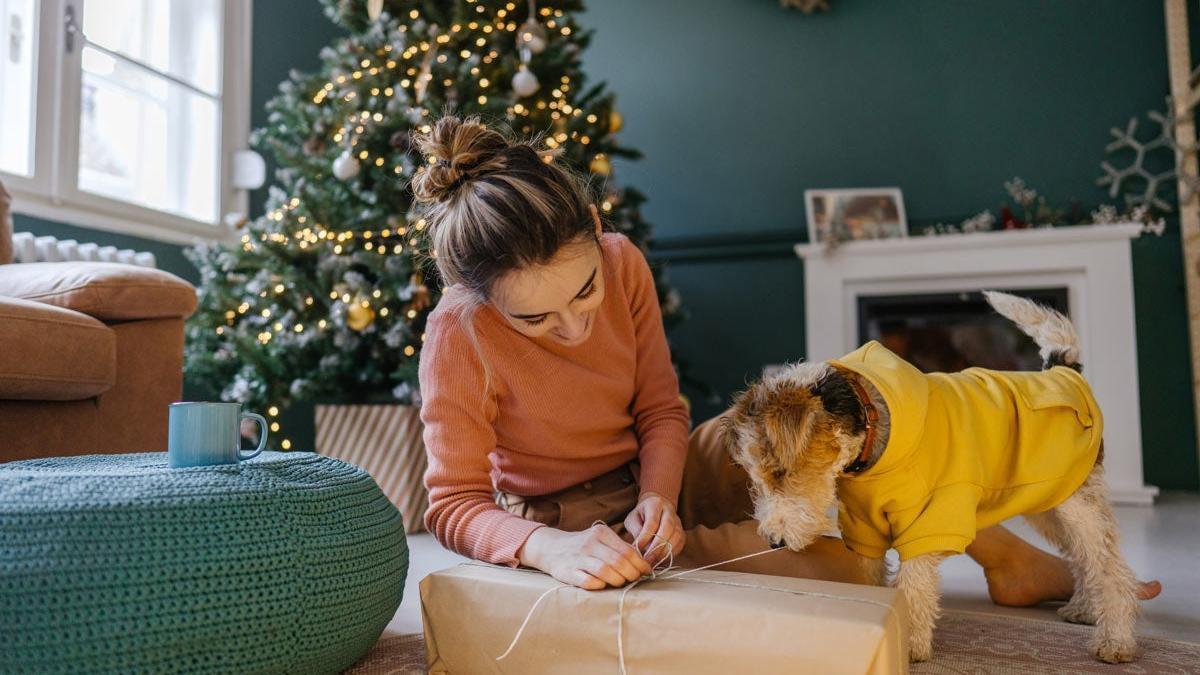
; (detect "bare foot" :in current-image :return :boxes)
[984,548,1162,607]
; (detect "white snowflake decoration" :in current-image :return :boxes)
[1097,106,1200,210]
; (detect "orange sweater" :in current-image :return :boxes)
[419,233,691,566]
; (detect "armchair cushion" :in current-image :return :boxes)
[0,262,197,322]
[0,296,116,400]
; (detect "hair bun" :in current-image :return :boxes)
[411,115,512,203]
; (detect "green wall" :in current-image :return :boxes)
[10,0,1198,489]
[580,0,1197,490]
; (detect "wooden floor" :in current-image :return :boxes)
[387,492,1200,643]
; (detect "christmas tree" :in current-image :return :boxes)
[185,0,688,449]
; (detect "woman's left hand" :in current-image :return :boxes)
[624,492,686,567]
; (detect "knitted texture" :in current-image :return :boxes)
[0,451,408,674]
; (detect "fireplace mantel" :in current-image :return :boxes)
[794,223,1157,504]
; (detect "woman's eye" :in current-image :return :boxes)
[576,283,597,300]
[524,316,548,326]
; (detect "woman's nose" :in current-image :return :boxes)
[558,310,586,339]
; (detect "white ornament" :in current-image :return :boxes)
[333,152,361,181]
[512,66,540,98]
[517,18,547,55]
[367,0,383,20]
[405,106,425,124]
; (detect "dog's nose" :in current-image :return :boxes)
[769,538,787,550]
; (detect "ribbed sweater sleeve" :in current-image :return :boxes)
[419,309,546,566]
[619,238,691,503]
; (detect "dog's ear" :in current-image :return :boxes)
[813,369,866,434]
[762,387,819,468]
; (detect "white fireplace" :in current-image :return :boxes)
[794,223,1157,505]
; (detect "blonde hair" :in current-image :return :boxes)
[411,114,599,304]
[410,114,601,389]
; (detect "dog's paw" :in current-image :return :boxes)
[1057,600,1097,625]
[907,638,936,662]
[908,639,933,663]
[1091,635,1137,663]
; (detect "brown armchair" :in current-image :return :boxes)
[0,180,198,462]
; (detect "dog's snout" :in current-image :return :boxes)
[769,537,787,550]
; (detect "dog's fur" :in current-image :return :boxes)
[723,291,1140,663]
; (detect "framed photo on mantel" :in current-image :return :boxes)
[805,187,908,245]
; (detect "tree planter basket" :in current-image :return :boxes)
[315,404,428,533]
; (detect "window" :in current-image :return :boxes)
[0,0,251,242]
[0,0,38,177]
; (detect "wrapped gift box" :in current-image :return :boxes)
[421,563,908,674]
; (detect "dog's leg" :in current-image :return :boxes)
[893,553,946,662]
[1023,510,1096,625]
[858,554,889,587]
[1049,468,1139,663]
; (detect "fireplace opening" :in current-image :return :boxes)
[857,288,1070,373]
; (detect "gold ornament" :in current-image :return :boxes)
[346,301,376,331]
[589,153,611,176]
[609,109,624,133]
[407,273,432,313]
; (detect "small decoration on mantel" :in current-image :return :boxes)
[780,0,830,13]
[923,177,1166,239]
[924,105,1196,240]
[806,187,907,248]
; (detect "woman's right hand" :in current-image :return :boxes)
[517,524,652,590]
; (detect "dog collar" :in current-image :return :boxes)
[842,376,879,474]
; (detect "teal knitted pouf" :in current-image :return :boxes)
[0,451,409,674]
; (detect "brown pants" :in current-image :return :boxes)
[498,416,867,583]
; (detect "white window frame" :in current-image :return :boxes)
[3,0,252,244]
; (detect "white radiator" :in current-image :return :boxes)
[8,231,157,268]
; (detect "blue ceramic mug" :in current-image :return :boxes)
[168,402,269,468]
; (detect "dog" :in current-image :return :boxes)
[723,291,1140,663]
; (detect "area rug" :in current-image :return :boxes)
[343,633,427,675]
[912,611,1200,674]
[343,612,1200,674]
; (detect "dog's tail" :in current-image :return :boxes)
[983,290,1082,371]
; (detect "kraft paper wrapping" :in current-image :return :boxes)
[421,563,909,675]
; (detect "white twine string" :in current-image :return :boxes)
[493,583,563,661]
[497,522,676,665]
[495,522,787,673]
[615,532,677,675]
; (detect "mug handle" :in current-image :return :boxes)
[239,412,269,460]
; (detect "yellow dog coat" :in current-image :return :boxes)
[831,341,1103,561]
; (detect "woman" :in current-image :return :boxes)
[414,114,1160,602]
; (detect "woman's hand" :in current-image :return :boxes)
[624,492,686,567]
[517,524,652,590]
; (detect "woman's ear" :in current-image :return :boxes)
[589,203,602,238]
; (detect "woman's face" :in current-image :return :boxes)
[489,210,606,346]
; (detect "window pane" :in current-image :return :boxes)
[82,0,222,95]
[79,46,219,223]
[0,0,38,176]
